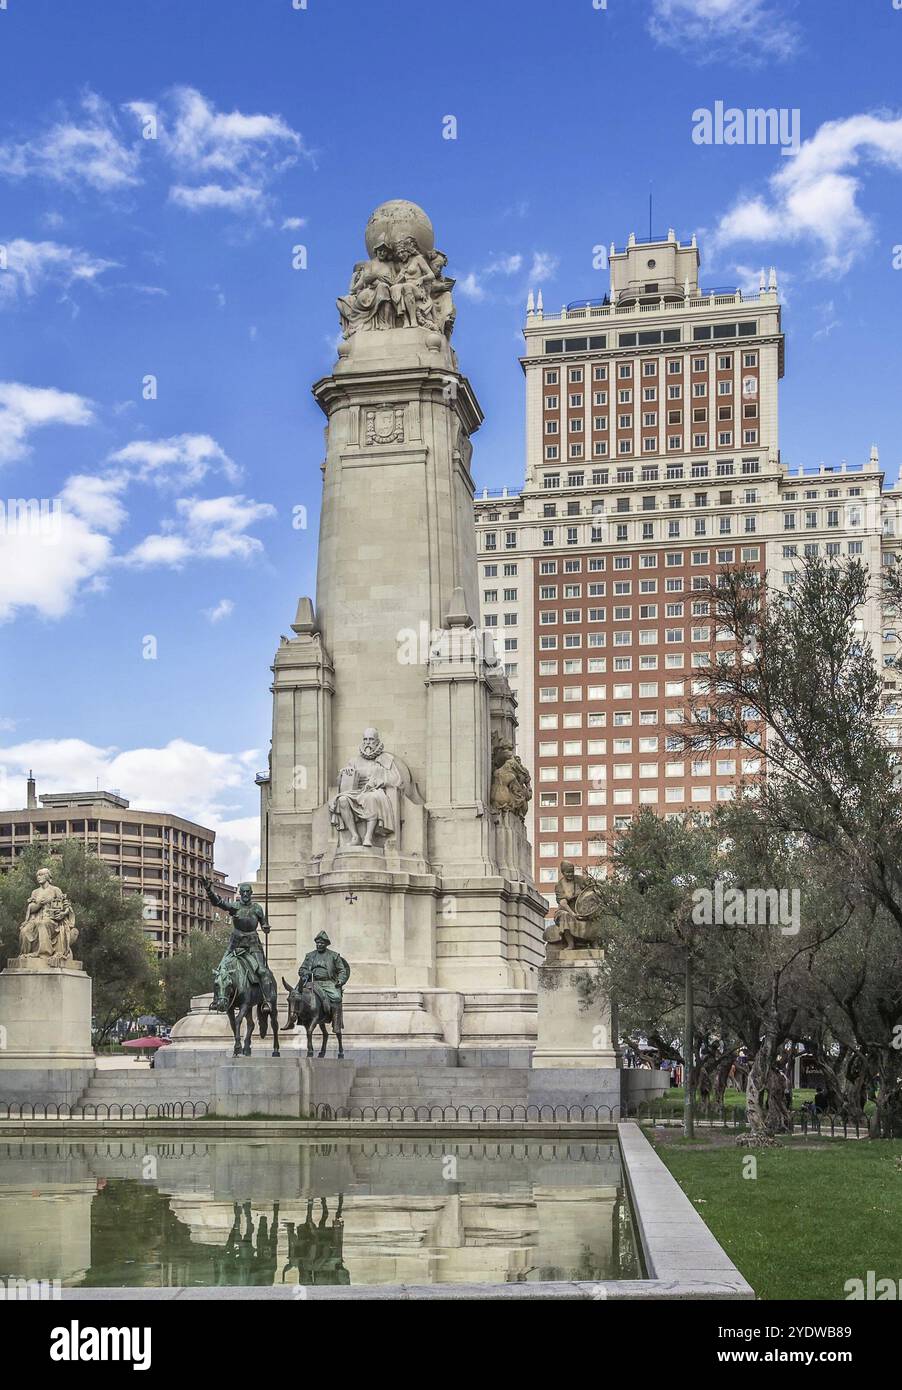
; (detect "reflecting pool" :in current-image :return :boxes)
[0,1137,641,1288]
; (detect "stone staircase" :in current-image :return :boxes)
[75,1066,215,1114]
[345,1065,529,1116]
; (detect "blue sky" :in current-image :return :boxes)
[1,0,901,881]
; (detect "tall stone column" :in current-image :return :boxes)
[312,332,481,797]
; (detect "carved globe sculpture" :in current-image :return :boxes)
[365,199,435,258]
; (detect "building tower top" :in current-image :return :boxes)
[608,232,700,306]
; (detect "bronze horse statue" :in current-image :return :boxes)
[222,969,281,1058]
[283,977,344,1058]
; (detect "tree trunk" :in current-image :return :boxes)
[683,951,694,1139]
[766,1064,793,1133]
[745,1044,770,1137]
[746,1030,785,1138]
[869,1047,902,1139]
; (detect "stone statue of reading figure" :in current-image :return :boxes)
[329,727,420,849]
[545,860,608,952]
[18,866,79,967]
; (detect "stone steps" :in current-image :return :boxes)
[76,1069,214,1110]
[347,1065,528,1112]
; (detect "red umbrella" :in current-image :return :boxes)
[120,1036,170,1051]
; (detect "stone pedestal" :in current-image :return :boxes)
[528,949,621,1113]
[0,959,95,1105]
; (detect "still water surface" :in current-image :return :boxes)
[0,1137,640,1288]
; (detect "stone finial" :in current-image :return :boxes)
[871,444,879,464]
[536,289,544,314]
[291,596,318,635]
[527,289,535,315]
[759,268,766,291]
[769,266,778,290]
[444,585,474,629]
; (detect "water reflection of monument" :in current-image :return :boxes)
[0,1140,637,1289]
[283,1198,349,1286]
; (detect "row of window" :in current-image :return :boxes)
[546,406,758,430]
[539,759,755,778]
[537,734,759,754]
[542,325,759,354]
[538,459,762,489]
[537,588,729,608]
[491,519,764,548]
[535,783,741,813]
[544,353,757,385]
[539,612,733,638]
[539,490,760,516]
[549,385,755,411]
[543,432,760,459]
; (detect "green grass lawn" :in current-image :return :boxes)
[655,1137,902,1300]
[647,1086,815,1113]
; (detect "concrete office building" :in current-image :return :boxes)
[0,777,236,955]
[474,230,894,901]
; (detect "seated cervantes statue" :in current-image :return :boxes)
[329,727,421,849]
[489,732,532,819]
[17,865,79,967]
[545,860,608,951]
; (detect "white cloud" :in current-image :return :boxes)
[458,250,555,302]
[123,533,190,567]
[0,512,114,622]
[210,816,260,885]
[108,433,240,487]
[0,91,141,191]
[457,271,485,301]
[0,738,262,881]
[0,381,94,464]
[127,86,308,217]
[710,113,902,273]
[123,493,276,569]
[0,238,116,306]
[204,597,234,623]
[60,472,129,531]
[813,300,841,340]
[169,182,262,213]
[486,253,523,275]
[145,86,302,174]
[0,86,305,222]
[0,420,272,618]
[647,0,800,64]
[281,216,306,230]
[529,251,559,282]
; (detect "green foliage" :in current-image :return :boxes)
[159,925,230,1024]
[0,839,160,1041]
[598,556,902,1137]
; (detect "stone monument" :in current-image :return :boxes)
[255,199,547,1062]
[529,861,621,1111]
[0,865,95,1105]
